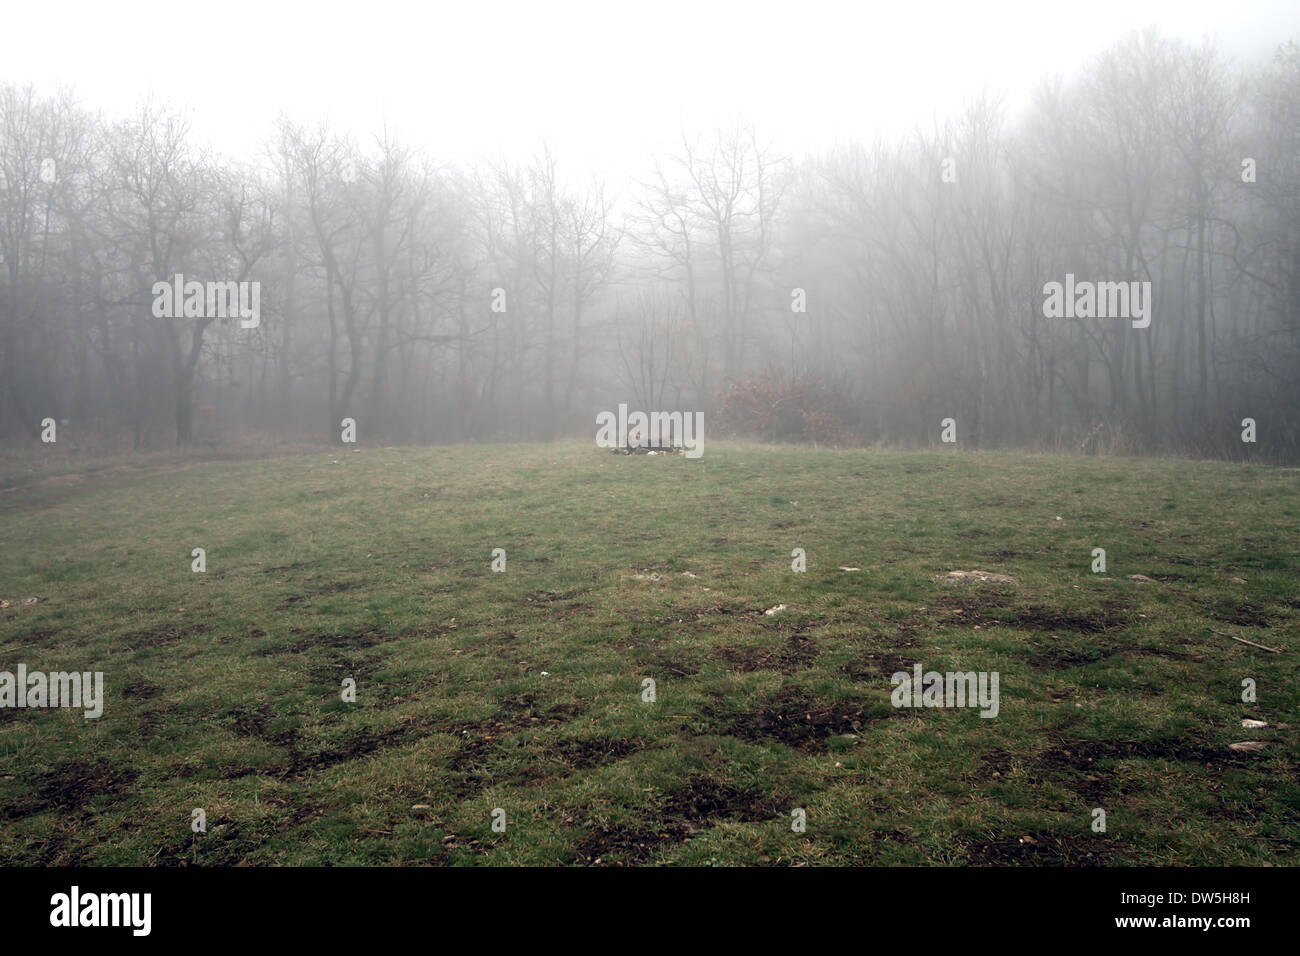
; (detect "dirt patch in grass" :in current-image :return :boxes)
[573,821,692,865]
[1024,638,1116,671]
[1212,603,1272,628]
[118,621,213,648]
[226,704,276,739]
[717,633,818,674]
[148,802,317,866]
[4,759,140,821]
[1023,748,1114,803]
[525,590,590,615]
[647,655,701,677]
[573,774,787,865]
[703,686,880,752]
[1040,736,1257,769]
[661,774,786,824]
[300,650,386,687]
[967,830,1116,865]
[218,704,447,778]
[492,693,586,728]
[977,748,1017,777]
[678,604,765,627]
[1122,643,1194,661]
[1016,734,1262,808]
[1008,604,1131,633]
[435,699,588,747]
[934,594,1133,636]
[552,737,642,772]
[296,725,440,776]
[444,737,544,794]
[3,627,58,647]
[444,733,641,797]
[256,628,390,655]
[983,549,1027,563]
[120,680,162,699]
[840,650,918,682]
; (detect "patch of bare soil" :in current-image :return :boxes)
[966,830,1115,865]
[1211,603,1273,628]
[703,686,880,752]
[217,703,442,778]
[1039,736,1258,769]
[3,759,140,821]
[573,821,690,865]
[1024,638,1116,671]
[840,649,919,682]
[299,649,386,686]
[120,680,163,699]
[935,593,1133,635]
[445,737,547,796]
[645,648,701,677]
[117,621,213,648]
[255,628,390,655]
[717,632,818,674]
[574,774,788,865]
[491,692,586,729]
[1009,734,1262,809]
[551,737,643,772]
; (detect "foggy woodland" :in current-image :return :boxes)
[2,30,1298,460]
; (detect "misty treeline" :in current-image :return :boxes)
[1,30,1297,459]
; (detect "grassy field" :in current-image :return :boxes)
[0,440,1297,865]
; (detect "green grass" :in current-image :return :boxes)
[1,440,1297,865]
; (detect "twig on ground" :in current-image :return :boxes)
[1213,629,1280,653]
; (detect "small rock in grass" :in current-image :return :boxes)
[1229,741,1267,753]
[1240,719,1268,729]
[1127,574,1155,583]
[764,604,788,616]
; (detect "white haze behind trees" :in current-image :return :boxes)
[1,1,1298,457]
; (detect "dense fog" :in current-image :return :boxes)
[1,31,1298,459]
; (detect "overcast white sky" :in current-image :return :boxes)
[4,0,1297,186]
